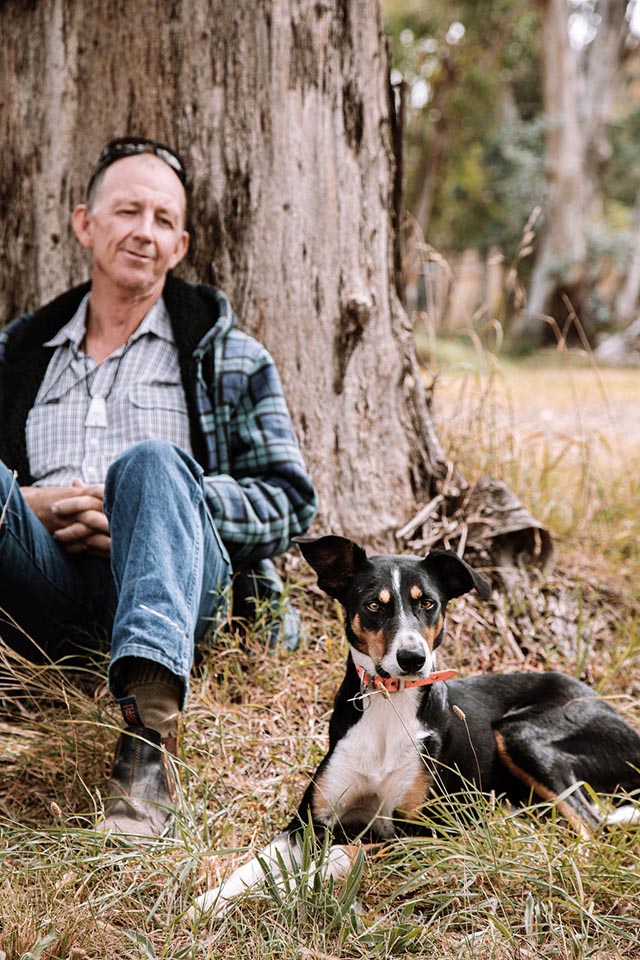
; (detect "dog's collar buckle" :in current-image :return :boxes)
[355,663,457,693]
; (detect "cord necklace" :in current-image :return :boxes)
[82,336,134,429]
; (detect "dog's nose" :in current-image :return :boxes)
[396,648,426,674]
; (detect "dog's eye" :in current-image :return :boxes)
[366,601,381,613]
[420,598,435,610]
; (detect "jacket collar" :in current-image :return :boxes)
[2,273,228,361]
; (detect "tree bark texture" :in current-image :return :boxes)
[0,0,449,548]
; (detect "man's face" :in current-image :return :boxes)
[72,153,189,297]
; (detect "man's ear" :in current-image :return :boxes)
[294,535,368,602]
[71,204,93,250]
[169,230,189,270]
[421,550,491,602]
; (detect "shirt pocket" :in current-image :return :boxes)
[123,382,192,452]
[26,401,85,484]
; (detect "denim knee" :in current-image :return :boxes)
[108,439,198,476]
[105,441,203,508]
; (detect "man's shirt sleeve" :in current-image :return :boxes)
[201,340,317,564]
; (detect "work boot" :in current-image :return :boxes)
[98,724,177,839]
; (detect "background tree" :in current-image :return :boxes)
[385,0,544,255]
[515,0,635,343]
[609,62,640,326]
[386,0,640,345]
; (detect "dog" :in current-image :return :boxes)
[194,535,640,920]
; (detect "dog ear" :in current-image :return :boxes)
[294,535,368,602]
[421,550,491,601]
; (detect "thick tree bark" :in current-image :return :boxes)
[0,0,449,548]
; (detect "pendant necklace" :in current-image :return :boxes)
[83,337,133,429]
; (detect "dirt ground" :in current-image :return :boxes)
[505,366,640,462]
[434,362,640,467]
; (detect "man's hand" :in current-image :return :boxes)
[51,479,110,557]
[21,479,111,558]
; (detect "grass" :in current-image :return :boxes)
[424,333,640,586]
[2,344,640,959]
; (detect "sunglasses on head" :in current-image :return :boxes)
[87,137,188,194]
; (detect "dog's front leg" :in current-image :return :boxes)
[191,831,300,921]
[191,834,366,923]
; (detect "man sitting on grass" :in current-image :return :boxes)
[0,137,317,838]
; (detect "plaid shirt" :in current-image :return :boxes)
[195,286,317,562]
[0,276,317,567]
[28,295,193,486]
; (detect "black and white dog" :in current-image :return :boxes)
[194,535,640,919]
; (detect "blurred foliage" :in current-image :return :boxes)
[383,0,640,265]
[384,0,545,254]
[605,83,640,210]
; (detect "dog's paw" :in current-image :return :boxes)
[188,853,271,925]
[188,885,232,924]
[188,835,301,925]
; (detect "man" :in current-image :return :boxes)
[0,137,317,837]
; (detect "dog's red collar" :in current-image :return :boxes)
[355,663,457,693]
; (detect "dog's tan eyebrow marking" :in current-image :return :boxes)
[410,585,423,600]
[378,587,391,604]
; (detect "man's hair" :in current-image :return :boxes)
[86,137,188,210]
[86,167,110,209]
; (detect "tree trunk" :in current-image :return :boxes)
[515,0,587,343]
[0,0,450,548]
[581,0,630,216]
[515,0,630,345]
[410,55,459,239]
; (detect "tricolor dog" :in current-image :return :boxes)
[194,535,640,919]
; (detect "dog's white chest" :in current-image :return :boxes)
[313,692,428,837]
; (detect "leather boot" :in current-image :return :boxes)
[98,725,177,839]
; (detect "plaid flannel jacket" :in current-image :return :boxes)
[0,276,317,639]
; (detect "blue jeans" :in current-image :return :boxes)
[0,441,231,701]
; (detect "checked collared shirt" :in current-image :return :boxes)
[27,295,193,486]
